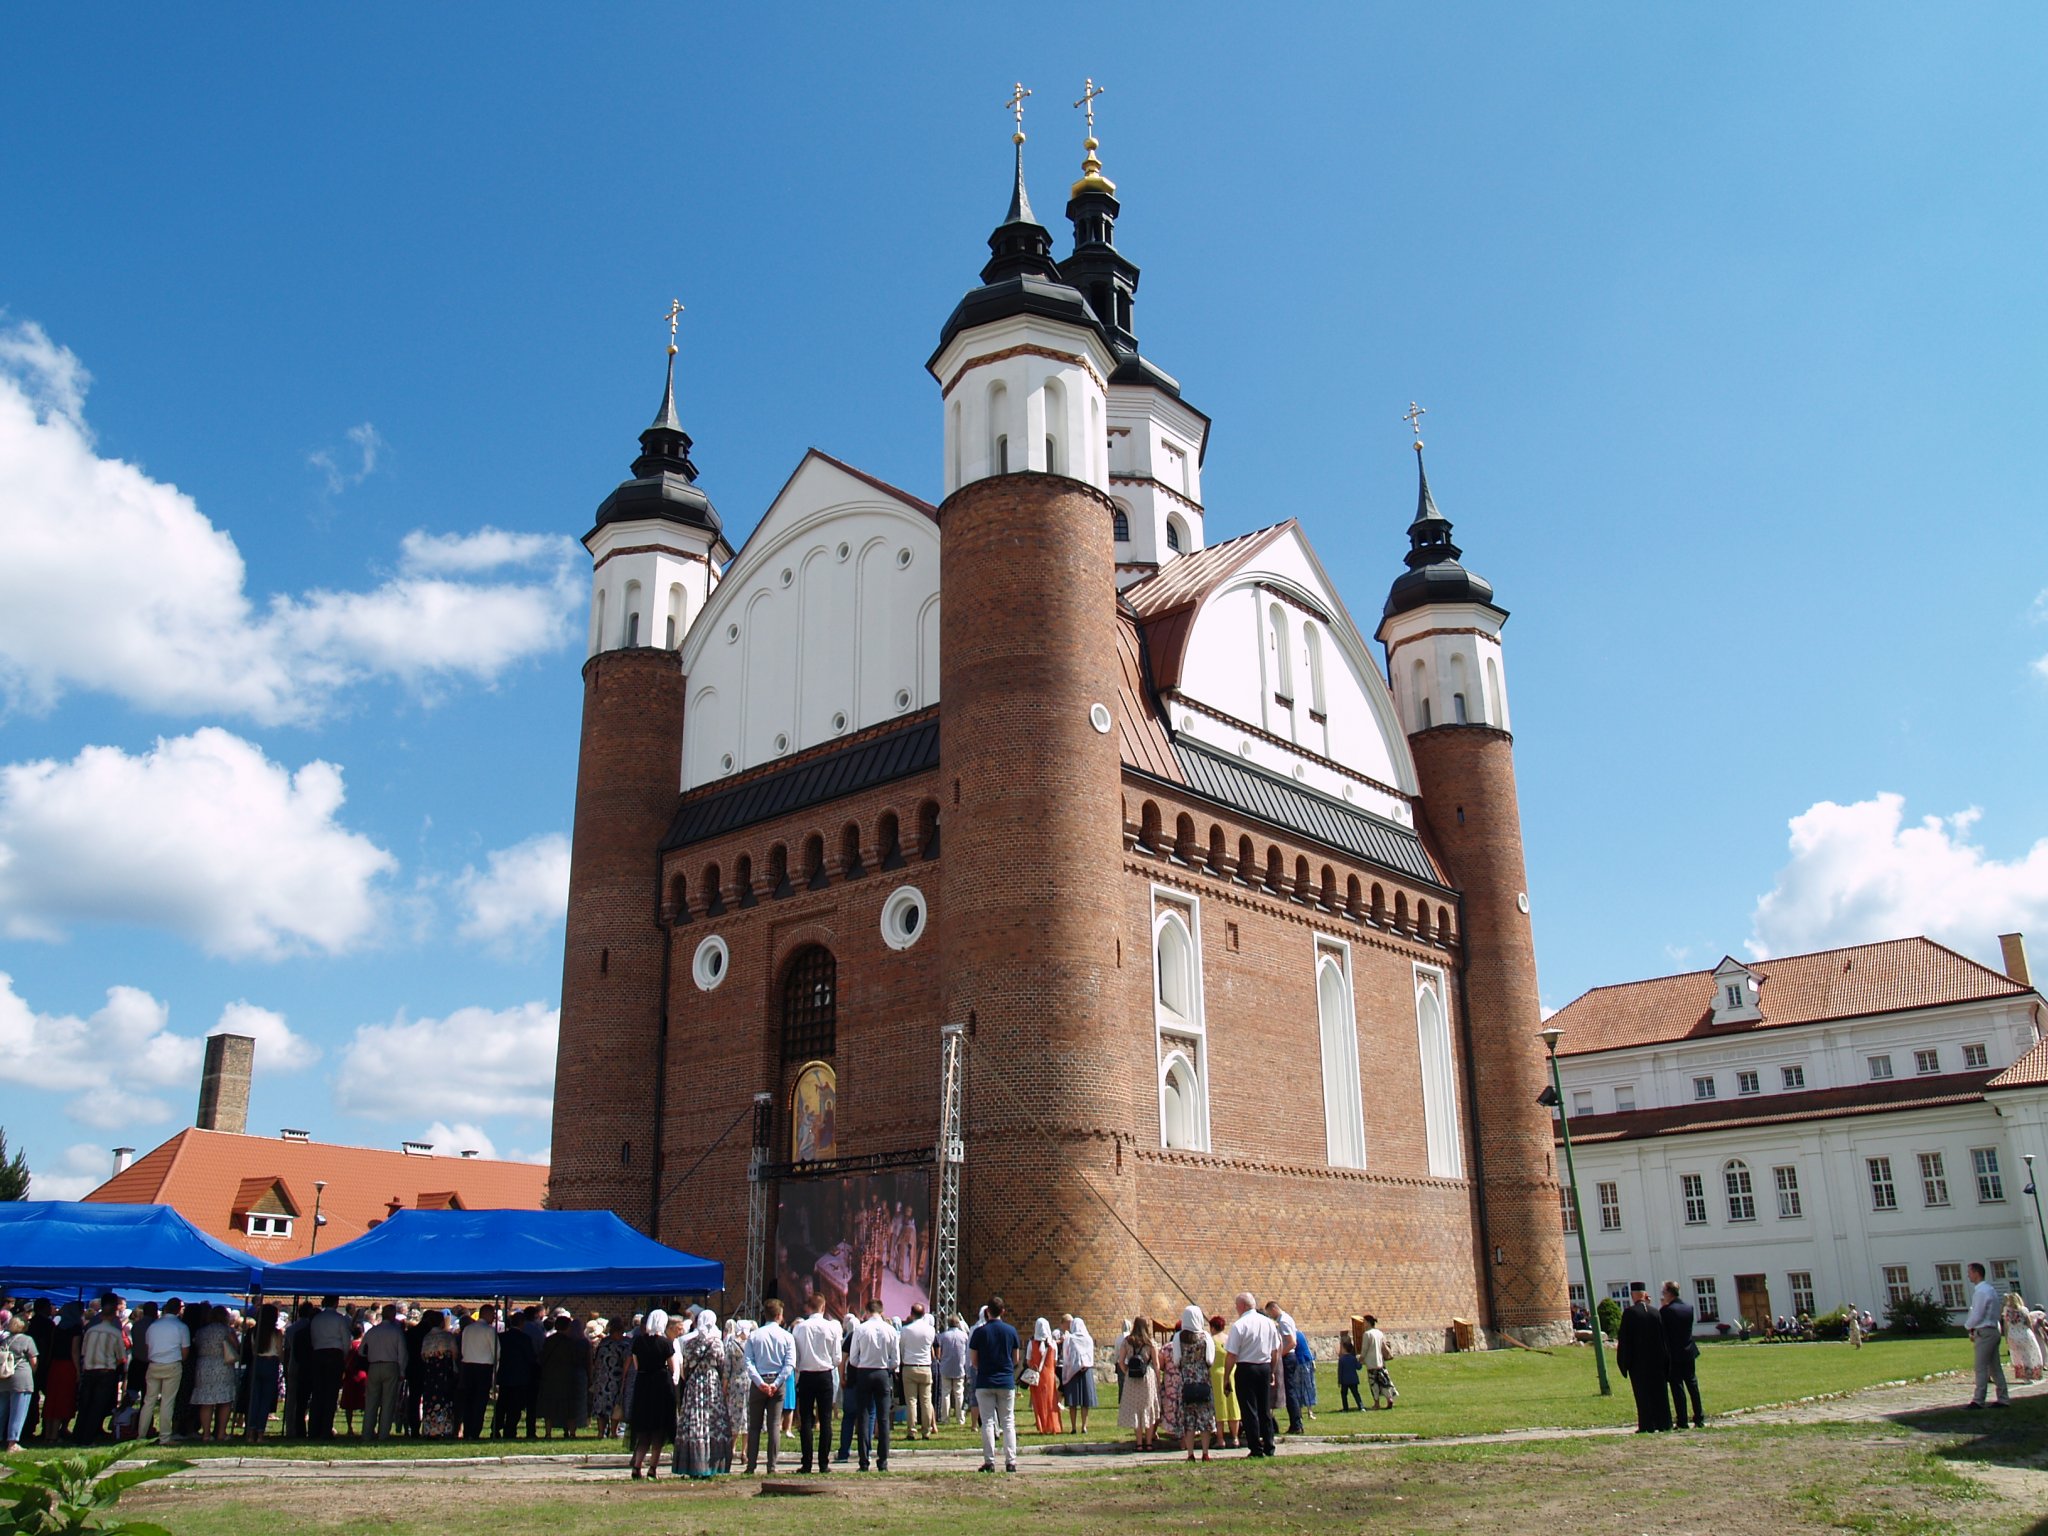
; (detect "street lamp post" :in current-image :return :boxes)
[2025,1154,2048,1276]
[1541,1024,1612,1397]
[310,1179,329,1256]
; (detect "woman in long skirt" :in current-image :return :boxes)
[1206,1314,1237,1448]
[672,1311,730,1478]
[720,1321,752,1473]
[1116,1318,1159,1449]
[1059,1316,1096,1436]
[626,1311,679,1479]
[418,1313,460,1439]
[1027,1320,1062,1435]
[591,1317,631,1437]
[2005,1293,2045,1382]
[1171,1307,1217,1462]
[1154,1318,1182,1445]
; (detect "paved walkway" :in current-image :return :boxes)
[148,1369,2046,1484]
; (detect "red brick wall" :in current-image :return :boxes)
[937,471,1139,1329]
[1406,724,1571,1340]
[552,647,685,1231]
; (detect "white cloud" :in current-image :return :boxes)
[30,1142,120,1202]
[336,1001,559,1123]
[0,729,395,958]
[0,974,315,1130]
[0,320,579,723]
[455,833,571,947]
[1749,793,2048,964]
[419,1120,498,1161]
[309,421,385,494]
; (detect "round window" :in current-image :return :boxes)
[836,541,851,563]
[692,935,730,991]
[1088,702,1113,735]
[894,688,912,712]
[720,753,735,773]
[726,623,740,643]
[780,568,794,588]
[895,547,913,569]
[774,733,790,754]
[880,886,928,951]
[831,711,848,734]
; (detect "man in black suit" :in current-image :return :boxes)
[1614,1282,1672,1432]
[1660,1282,1704,1428]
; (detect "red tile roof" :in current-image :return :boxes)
[1990,1034,2048,1090]
[1559,1069,1999,1144]
[88,1129,548,1263]
[1550,937,2031,1057]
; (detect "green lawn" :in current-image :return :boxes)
[118,1398,2048,1536]
[2,1335,1972,1464]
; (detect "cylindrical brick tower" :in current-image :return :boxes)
[938,470,1134,1328]
[551,349,729,1232]
[1379,441,1570,1344]
[552,646,684,1231]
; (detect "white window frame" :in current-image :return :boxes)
[1151,888,1212,1153]
[1560,1185,1579,1234]
[1567,1281,1588,1311]
[1596,1180,1622,1232]
[1972,1146,2005,1203]
[1680,1172,1707,1225]
[1788,1272,1815,1315]
[1963,1043,1989,1069]
[1868,1156,1898,1211]
[1571,1088,1594,1117]
[1936,1261,1967,1310]
[1774,1164,1803,1219]
[1918,1151,1949,1208]
[1991,1259,2022,1286]
[1868,1054,1894,1081]
[1315,937,1367,1169]
[1724,1159,1756,1222]
[1913,1048,1940,1075]
[1615,1084,1636,1113]
[1736,1069,1760,1096]
[245,1213,294,1238]
[1413,961,1462,1177]
[1693,1075,1717,1101]
[1693,1277,1719,1321]
[1883,1264,1912,1306]
[1782,1064,1806,1090]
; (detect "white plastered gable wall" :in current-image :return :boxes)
[679,454,940,790]
[1168,524,1419,826]
[1378,600,1510,737]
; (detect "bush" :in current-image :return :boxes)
[1811,1305,1852,1341]
[1882,1288,1955,1337]
[1596,1297,1623,1338]
[0,1444,188,1535]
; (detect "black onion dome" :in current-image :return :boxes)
[1383,446,1500,620]
[589,353,731,557]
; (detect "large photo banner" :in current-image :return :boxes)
[774,1168,931,1319]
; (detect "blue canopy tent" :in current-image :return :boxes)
[0,1202,266,1295]
[259,1209,723,1297]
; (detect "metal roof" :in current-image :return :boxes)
[1170,738,1440,886]
[662,715,940,850]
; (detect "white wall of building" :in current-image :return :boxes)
[1379,600,1510,736]
[1107,384,1207,574]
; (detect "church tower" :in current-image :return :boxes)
[928,97,1136,1322]
[1377,429,1571,1343]
[1054,88,1211,583]
[553,339,732,1231]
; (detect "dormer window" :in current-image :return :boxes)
[245,1214,294,1238]
[1709,957,1763,1025]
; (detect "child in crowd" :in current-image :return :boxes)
[1336,1336,1362,1411]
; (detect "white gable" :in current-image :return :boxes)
[679,454,939,789]
[1170,525,1416,821]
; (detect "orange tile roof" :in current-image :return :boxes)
[1550,937,2032,1057]
[87,1129,548,1263]
[1990,1034,2048,1090]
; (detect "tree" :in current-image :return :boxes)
[0,1127,29,1201]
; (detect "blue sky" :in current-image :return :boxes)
[4,4,2045,1196]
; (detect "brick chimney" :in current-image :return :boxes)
[1999,933,2032,989]
[196,1033,256,1134]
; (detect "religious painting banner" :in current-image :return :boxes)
[774,1166,931,1320]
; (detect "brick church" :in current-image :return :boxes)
[551,111,1571,1346]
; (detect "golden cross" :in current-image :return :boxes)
[663,299,684,357]
[1005,81,1032,141]
[1074,77,1105,136]
[1404,401,1427,440]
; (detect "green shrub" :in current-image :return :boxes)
[1596,1297,1623,1338]
[1810,1305,1852,1341]
[1882,1288,1955,1337]
[0,1444,188,1536]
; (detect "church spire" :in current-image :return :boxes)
[1383,408,1498,619]
[591,302,725,546]
[980,84,1060,285]
[633,300,697,482]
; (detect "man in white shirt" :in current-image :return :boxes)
[362,1303,409,1441]
[1961,1262,2010,1409]
[1361,1314,1396,1409]
[1223,1292,1283,1458]
[139,1297,192,1445]
[936,1313,971,1426]
[457,1304,501,1441]
[790,1293,841,1475]
[1265,1300,1303,1435]
[844,1300,900,1472]
[898,1304,938,1440]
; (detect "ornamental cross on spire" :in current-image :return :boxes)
[1074,77,1105,135]
[1404,400,1427,448]
[1005,81,1031,142]
[663,298,684,356]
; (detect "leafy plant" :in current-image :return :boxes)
[1809,1305,1852,1341]
[0,1445,188,1536]
[1596,1297,1623,1339]
[1882,1288,1955,1337]
[0,1129,29,1202]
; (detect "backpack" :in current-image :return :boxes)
[0,1342,18,1378]
[1125,1344,1148,1379]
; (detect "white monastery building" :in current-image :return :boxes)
[1548,935,2048,1333]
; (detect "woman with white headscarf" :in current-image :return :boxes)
[1059,1315,1096,1434]
[2005,1292,2045,1382]
[673,1309,731,1478]
[626,1310,678,1478]
[1027,1319,1062,1434]
[723,1320,754,1469]
[1170,1305,1217,1461]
